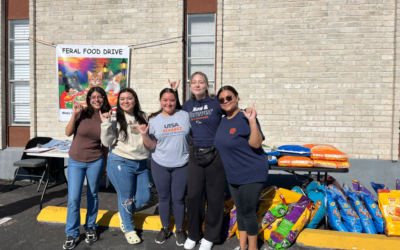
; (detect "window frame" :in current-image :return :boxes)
[8,19,30,126]
[186,13,217,100]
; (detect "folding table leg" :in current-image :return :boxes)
[37,170,46,192]
[62,166,68,186]
[10,167,20,191]
[40,159,50,210]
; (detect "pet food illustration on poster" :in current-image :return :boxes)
[56,45,130,121]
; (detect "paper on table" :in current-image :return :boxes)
[23,147,53,153]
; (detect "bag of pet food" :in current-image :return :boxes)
[313,160,337,169]
[329,185,362,233]
[357,191,384,234]
[259,186,287,209]
[267,155,278,165]
[291,186,305,195]
[277,145,311,157]
[279,188,303,204]
[371,182,389,195]
[336,161,350,169]
[258,203,288,234]
[325,188,349,232]
[344,188,377,234]
[303,144,336,150]
[352,180,378,203]
[378,189,400,236]
[311,149,348,161]
[258,218,282,244]
[278,156,313,168]
[268,196,312,249]
[226,206,238,239]
[323,175,346,195]
[305,181,327,229]
[257,187,288,234]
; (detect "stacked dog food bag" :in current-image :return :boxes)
[305,144,350,169]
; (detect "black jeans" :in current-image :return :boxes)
[229,182,264,236]
[187,146,226,242]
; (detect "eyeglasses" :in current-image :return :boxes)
[218,95,233,104]
[89,96,104,100]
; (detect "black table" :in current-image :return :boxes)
[269,165,349,186]
[269,165,349,229]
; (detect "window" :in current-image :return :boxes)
[9,20,30,125]
[187,14,216,99]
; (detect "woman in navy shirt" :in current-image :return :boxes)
[214,85,269,250]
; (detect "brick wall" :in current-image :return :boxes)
[0,0,6,150]
[30,0,184,139]
[218,0,400,160]
[28,0,400,160]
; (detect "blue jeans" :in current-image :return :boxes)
[65,157,105,237]
[107,152,150,233]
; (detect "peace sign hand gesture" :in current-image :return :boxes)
[138,124,150,135]
[242,103,257,121]
[168,79,181,91]
[99,110,112,120]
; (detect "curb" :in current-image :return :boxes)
[37,206,186,231]
[296,228,400,250]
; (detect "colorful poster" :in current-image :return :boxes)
[56,45,130,121]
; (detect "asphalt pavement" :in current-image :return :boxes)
[0,179,334,250]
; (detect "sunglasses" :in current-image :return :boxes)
[218,95,233,104]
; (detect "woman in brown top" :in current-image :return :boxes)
[63,87,111,250]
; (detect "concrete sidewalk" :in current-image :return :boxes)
[0,179,327,250]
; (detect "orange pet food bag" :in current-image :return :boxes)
[278,156,313,167]
[311,149,348,161]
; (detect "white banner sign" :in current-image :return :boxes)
[56,45,130,121]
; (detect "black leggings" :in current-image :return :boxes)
[151,159,188,229]
[228,182,264,236]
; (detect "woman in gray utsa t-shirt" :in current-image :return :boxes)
[139,88,191,246]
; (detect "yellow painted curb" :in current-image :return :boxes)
[37,206,187,231]
[297,228,400,250]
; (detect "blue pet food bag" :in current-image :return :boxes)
[370,182,389,195]
[305,181,327,229]
[345,189,377,234]
[329,185,362,233]
[357,191,384,234]
[277,145,311,157]
[291,186,305,195]
[325,188,349,232]
[352,179,378,203]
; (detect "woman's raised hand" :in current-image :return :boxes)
[168,79,181,91]
[72,102,83,118]
[242,103,257,120]
[139,123,150,135]
[99,110,112,120]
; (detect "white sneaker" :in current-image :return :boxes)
[184,238,196,250]
[199,238,213,250]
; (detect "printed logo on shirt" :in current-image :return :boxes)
[163,123,183,133]
[230,128,236,134]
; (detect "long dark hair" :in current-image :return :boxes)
[86,87,111,118]
[116,88,147,140]
[148,88,178,120]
